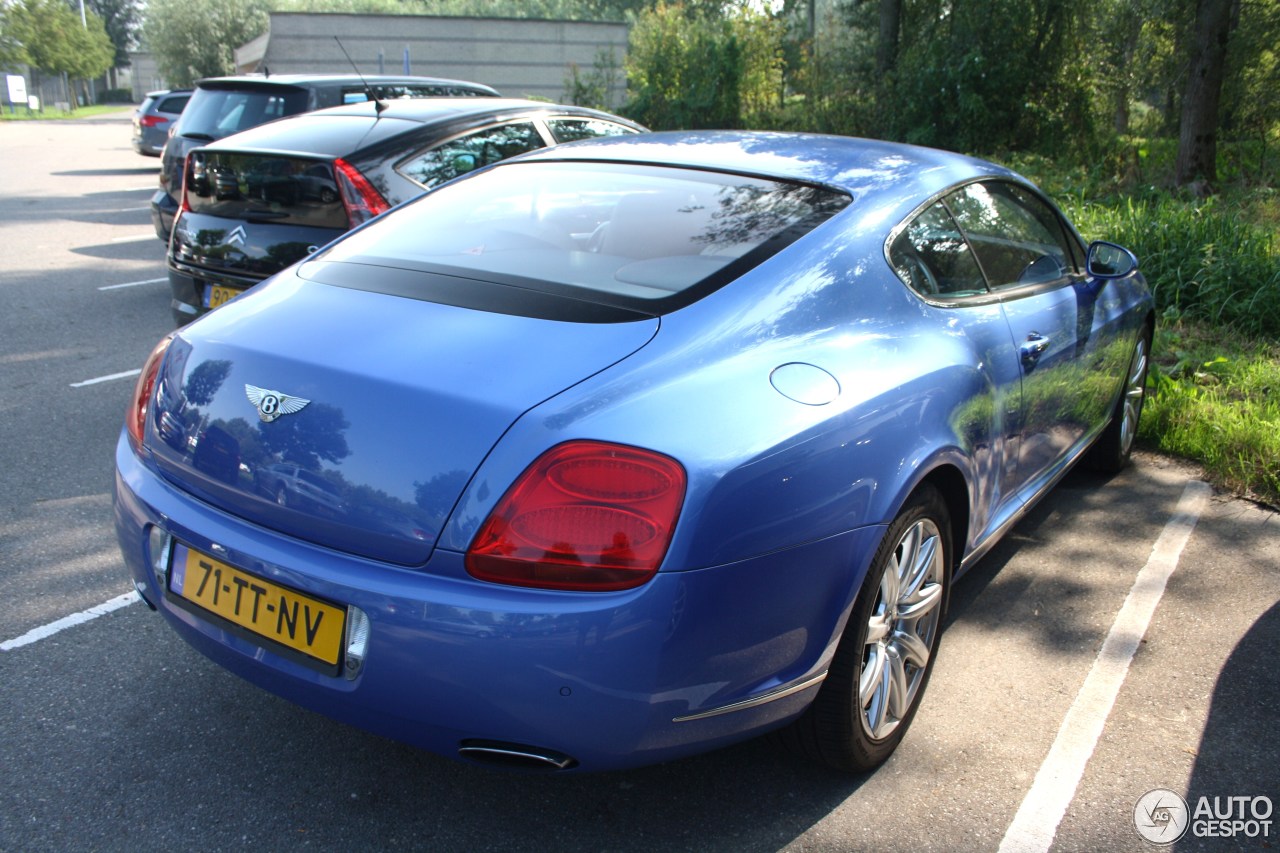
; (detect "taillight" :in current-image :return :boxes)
[139,114,166,128]
[466,441,686,592]
[334,158,390,226]
[126,335,174,449]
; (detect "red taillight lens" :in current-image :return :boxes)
[333,158,390,227]
[179,152,195,212]
[139,114,166,128]
[126,335,174,449]
[466,441,686,591]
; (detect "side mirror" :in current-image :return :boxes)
[1086,241,1139,278]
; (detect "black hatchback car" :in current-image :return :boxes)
[151,74,500,242]
[167,98,644,324]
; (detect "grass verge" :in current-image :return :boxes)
[1140,321,1280,508]
[0,104,132,121]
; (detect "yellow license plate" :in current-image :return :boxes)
[170,544,345,667]
[207,285,243,309]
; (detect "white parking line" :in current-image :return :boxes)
[997,479,1213,853]
[99,277,166,291]
[115,206,152,213]
[126,185,158,192]
[70,369,141,388]
[110,234,156,244]
[0,591,140,651]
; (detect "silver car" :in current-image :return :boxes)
[131,89,191,156]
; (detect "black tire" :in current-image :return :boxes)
[1089,326,1151,473]
[779,484,951,772]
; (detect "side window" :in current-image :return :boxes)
[397,122,547,190]
[545,118,636,144]
[158,95,190,114]
[889,201,988,297]
[946,182,1074,288]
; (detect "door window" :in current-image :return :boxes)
[397,122,547,189]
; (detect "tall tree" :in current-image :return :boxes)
[876,0,901,74]
[87,0,142,72]
[142,0,268,85]
[1175,0,1236,186]
[7,0,114,105]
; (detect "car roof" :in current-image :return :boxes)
[203,98,642,157]
[513,130,1021,202]
[192,74,499,95]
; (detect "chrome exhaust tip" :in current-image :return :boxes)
[458,739,578,771]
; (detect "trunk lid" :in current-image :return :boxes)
[147,277,658,565]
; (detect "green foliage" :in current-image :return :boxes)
[87,0,142,69]
[625,2,783,130]
[5,0,115,86]
[143,0,269,86]
[563,49,622,109]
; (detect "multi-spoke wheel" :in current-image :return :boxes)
[1090,326,1151,472]
[779,484,950,772]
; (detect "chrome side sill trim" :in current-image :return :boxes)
[673,671,828,723]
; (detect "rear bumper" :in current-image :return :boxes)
[114,432,878,771]
[168,261,260,326]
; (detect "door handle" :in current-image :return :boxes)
[1020,333,1050,369]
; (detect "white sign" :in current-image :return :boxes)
[6,74,27,106]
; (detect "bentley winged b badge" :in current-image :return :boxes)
[245,384,311,423]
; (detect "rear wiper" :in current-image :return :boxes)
[181,132,216,141]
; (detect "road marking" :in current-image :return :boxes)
[99,277,166,291]
[110,234,156,244]
[1,591,140,652]
[115,206,152,213]
[126,185,158,192]
[70,368,141,388]
[997,479,1213,853]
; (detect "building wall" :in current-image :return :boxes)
[129,52,168,102]
[242,13,629,107]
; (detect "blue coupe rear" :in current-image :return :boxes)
[115,132,1153,772]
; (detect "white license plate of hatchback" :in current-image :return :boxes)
[169,543,345,667]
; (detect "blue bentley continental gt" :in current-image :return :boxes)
[114,131,1154,773]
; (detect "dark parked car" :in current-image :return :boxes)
[132,89,192,156]
[166,97,643,324]
[117,131,1153,773]
[150,74,500,242]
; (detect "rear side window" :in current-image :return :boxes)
[889,202,987,298]
[156,94,190,114]
[545,118,636,143]
[397,122,546,189]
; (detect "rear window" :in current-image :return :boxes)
[184,151,348,229]
[178,86,309,139]
[314,161,849,314]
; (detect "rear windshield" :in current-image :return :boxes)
[185,151,348,229]
[177,86,309,139]
[316,161,850,313]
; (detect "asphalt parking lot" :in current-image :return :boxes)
[1,113,1277,852]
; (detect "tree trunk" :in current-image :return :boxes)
[876,0,902,74]
[1175,0,1235,187]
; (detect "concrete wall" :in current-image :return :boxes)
[129,52,168,101]
[240,13,629,107]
